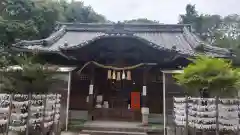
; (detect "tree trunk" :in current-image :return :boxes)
[200,88,209,106]
[200,88,209,98]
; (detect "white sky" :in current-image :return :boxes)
[79,0,240,24]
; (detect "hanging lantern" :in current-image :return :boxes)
[107,70,112,79]
[127,70,131,80]
[117,72,121,81]
[112,70,116,80]
[122,70,126,79]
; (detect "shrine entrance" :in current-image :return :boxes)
[68,36,190,122]
[11,22,231,131]
[91,67,143,121]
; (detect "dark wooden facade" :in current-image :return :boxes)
[69,67,166,121]
[11,22,232,122]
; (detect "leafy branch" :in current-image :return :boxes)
[174,56,240,97]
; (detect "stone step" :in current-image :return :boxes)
[82,126,151,132]
[82,125,163,133]
[81,130,147,135]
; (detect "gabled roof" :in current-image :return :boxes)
[11,22,232,58]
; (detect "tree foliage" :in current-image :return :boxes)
[123,18,159,24]
[0,0,106,47]
[0,0,107,65]
[0,55,58,94]
[64,1,106,23]
[174,56,240,97]
[179,4,222,39]
[179,5,199,27]
[180,4,240,65]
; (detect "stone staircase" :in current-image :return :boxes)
[80,130,147,135]
[79,121,163,135]
[66,120,163,135]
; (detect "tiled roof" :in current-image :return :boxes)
[134,32,194,55]
[11,22,232,58]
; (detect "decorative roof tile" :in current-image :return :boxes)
[50,32,105,51]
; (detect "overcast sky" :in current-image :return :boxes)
[80,0,240,24]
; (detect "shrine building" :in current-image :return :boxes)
[11,22,232,128]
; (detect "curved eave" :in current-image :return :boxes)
[11,46,58,53]
[12,25,66,48]
[182,27,232,57]
[3,65,76,72]
[59,34,196,58]
[11,46,76,62]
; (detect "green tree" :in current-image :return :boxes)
[179,4,222,40]
[123,18,159,24]
[0,0,108,65]
[0,55,58,93]
[179,4,199,30]
[33,0,66,38]
[0,0,59,45]
[179,4,240,66]
[0,0,107,47]
[174,56,240,97]
[64,1,106,23]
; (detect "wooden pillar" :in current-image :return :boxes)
[163,72,166,135]
[65,71,72,131]
[88,66,95,120]
[6,94,13,135]
[26,94,32,135]
[185,96,189,135]
[142,69,147,107]
[141,68,149,125]
[215,96,219,135]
